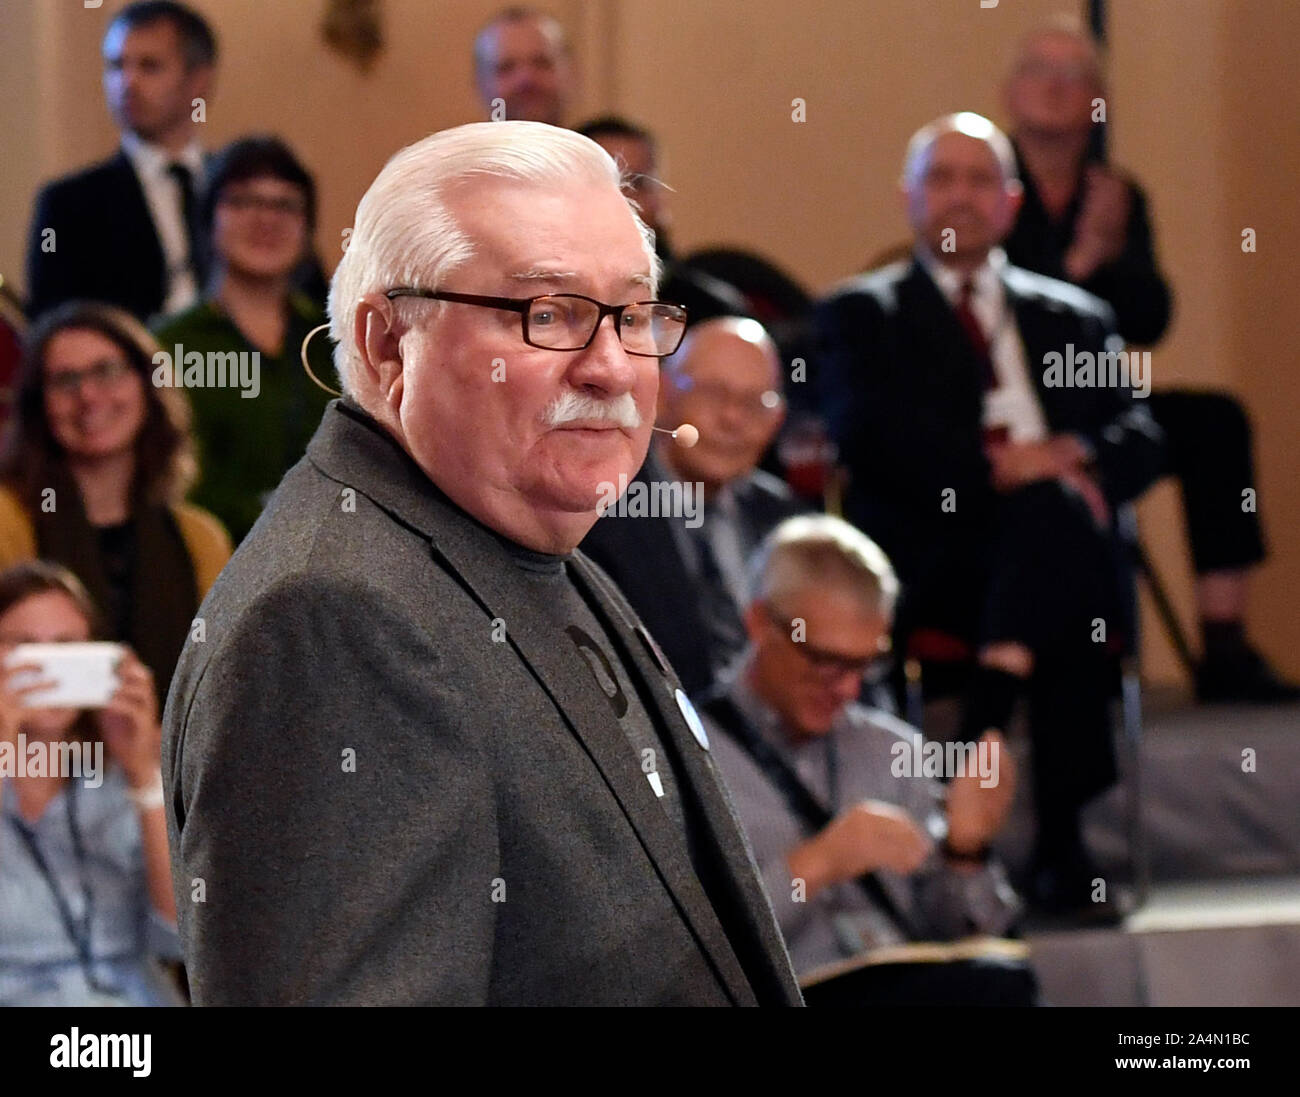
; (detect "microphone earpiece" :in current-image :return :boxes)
[653,423,700,448]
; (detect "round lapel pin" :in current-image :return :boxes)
[675,688,709,751]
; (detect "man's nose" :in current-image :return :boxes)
[569,315,639,394]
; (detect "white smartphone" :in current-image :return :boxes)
[4,642,126,708]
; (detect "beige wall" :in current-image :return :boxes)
[2,0,1296,682]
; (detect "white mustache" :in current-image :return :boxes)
[542,390,642,430]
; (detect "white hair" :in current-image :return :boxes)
[327,120,660,394]
[900,111,1019,190]
[751,514,900,620]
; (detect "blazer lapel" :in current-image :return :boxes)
[422,514,760,1004]
[1006,274,1075,430]
[111,151,167,306]
[568,556,802,1005]
[898,262,987,407]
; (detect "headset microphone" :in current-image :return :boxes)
[652,424,700,448]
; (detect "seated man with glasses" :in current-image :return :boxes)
[701,515,1033,1005]
[162,121,803,1006]
[582,316,805,695]
[152,137,333,543]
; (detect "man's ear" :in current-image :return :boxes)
[743,600,769,647]
[762,397,787,452]
[354,293,405,413]
[187,63,214,106]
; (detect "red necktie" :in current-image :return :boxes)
[955,280,1009,447]
[954,279,996,389]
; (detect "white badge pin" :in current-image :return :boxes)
[675,688,709,751]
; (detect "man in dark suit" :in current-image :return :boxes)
[816,113,1164,912]
[25,2,216,322]
[162,121,802,1005]
[583,316,805,695]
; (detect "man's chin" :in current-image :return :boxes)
[528,469,631,516]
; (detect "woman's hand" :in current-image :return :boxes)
[0,653,57,749]
[97,650,162,789]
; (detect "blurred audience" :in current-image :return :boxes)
[815,113,1163,913]
[576,115,825,497]
[0,302,231,700]
[0,561,181,1006]
[1001,18,1296,703]
[153,137,334,543]
[576,116,750,323]
[701,515,1031,1004]
[474,7,573,125]
[26,1,217,322]
[582,316,802,694]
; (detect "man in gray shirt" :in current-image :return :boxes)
[702,515,1028,1003]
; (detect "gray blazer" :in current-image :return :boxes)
[162,400,803,1006]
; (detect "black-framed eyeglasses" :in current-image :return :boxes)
[765,605,883,680]
[44,358,134,397]
[383,288,688,358]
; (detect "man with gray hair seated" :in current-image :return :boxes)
[162,121,802,1006]
[701,515,1033,1005]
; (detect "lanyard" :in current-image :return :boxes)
[824,734,841,815]
[7,780,120,996]
[698,692,916,940]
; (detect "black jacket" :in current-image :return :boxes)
[581,456,805,696]
[814,258,1164,580]
[1004,149,1173,347]
[26,152,169,322]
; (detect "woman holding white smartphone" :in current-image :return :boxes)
[0,561,181,1006]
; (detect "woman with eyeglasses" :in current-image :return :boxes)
[0,561,182,1006]
[0,300,231,702]
[152,136,334,543]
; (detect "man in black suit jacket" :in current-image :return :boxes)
[25,2,216,322]
[583,317,806,696]
[163,122,802,1005]
[816,113,1163,913]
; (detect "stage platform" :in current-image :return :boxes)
[923,692,1300,1005]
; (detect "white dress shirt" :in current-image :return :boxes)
[919,247,1049,443]
[120,133,205,316]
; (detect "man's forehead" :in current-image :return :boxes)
[106,20,180,58]
[1024,30,1094,63]
[489,19,560,60]
[927,133,1000,172]
[447,179,651,286]
[682,327,778,380]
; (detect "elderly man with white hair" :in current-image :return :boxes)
[161,121,803,1006]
